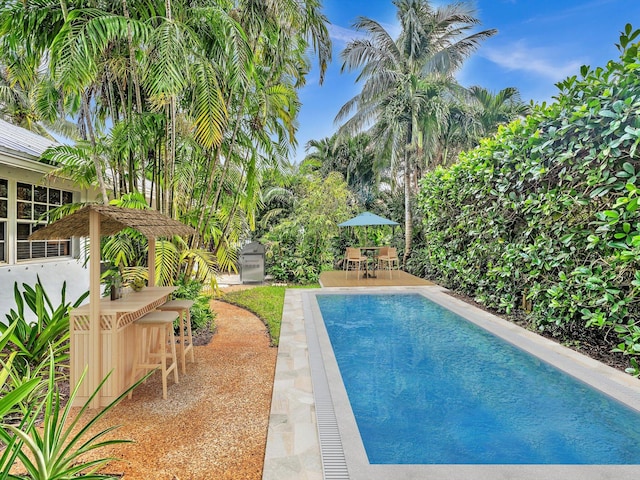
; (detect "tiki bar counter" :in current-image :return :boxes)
[29,204,195,407]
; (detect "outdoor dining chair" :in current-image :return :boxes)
[344,247,368,278]
[378,247,400,278]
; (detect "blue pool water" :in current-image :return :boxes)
[316,293,640,465]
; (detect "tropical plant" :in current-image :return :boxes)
[1,278,88,381]
[0,0,332,277]
[96,193,220,289]
[171,275,214,333]
[171,274,205,300]
[187,295,215,334]
[105,234,218,288]
[0,349,41,479]
[262,171,356,283]
[0,16,73,139]
[302,133,380,208]
[468,86,531,138]
[336,0,497,264]
[434,86,531,166]
[0,324,41,423]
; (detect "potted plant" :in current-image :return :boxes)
[130,277,146,292]
[102,271,123,300]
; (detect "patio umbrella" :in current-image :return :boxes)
[338,211,399,227]
[338,212,399,251]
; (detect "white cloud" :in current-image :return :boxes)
[482,40,584,81]
[327,21,401,47]
[327,24,367,46]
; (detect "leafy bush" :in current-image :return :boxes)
[1,278,88,381]
[172,275,204,299]
[265,252,320,285]
[188,295,215,332]
[415,25,640,372]
[172,276,215,332]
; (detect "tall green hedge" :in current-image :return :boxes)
[415,25,640,372]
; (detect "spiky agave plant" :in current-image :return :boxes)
[0,353,147,480]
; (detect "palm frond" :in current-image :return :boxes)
[41,144,100,190]
[154,239,180,286]
[143,20,191,105]
[191,59,226,149]
[102,234,136,268]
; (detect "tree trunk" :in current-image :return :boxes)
[403,113,418,267]
[167,96,176,215]
[82,93,109,204]
[162,0,175,215]
[190,147,217,249]
[123,0,148,197]
[403,154,412,266]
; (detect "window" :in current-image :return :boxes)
[16,182,73,261]
[0,179,6,263]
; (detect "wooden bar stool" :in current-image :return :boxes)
[128,310,179,400]
[157,299,195,374]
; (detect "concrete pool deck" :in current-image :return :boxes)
[262,286,640,480]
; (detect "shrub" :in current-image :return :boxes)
[262,172,355,284]
[172,276,214,332]
[415,25,640,372]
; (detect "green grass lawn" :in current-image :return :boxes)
[220,284,318,346]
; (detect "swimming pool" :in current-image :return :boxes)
[263,286,640,480]
[316,292,640,465]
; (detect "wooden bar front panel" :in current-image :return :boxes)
[69,287,176,407]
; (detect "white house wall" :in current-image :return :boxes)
[1,259,90,322]
[0,152,97,324]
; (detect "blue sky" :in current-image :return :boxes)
[293,0,640,163]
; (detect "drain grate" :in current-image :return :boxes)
[304,295,350,480]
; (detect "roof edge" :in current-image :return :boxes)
[0,147,55,174]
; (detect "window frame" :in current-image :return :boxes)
[1,177,76,264]
[0,178,7,263]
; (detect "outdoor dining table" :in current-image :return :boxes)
[68,286,177,407]
[359,246,382,278]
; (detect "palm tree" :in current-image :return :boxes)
[434,86,530,166]
[336,0,496,263]
[1,0,332,280]
[0,3,77,139]
[468,85,530,137]
[303,133,378,207]
[303,136,334,170]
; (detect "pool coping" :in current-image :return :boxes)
[262,286,640,480]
